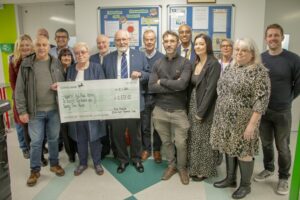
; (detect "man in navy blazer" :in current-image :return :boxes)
[90,34,115,160]
[177,24,196,64]
[102,30,150,174]
[90,34,110,65]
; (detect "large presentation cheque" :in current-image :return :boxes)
[57,79,140,123]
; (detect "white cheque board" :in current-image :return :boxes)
[57,79,140,123]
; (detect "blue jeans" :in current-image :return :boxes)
[15,123,28,151]
[28,110,60,171]
[259,108,292,180]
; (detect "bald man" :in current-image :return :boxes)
[177,24,196,64]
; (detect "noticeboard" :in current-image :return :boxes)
[98,6,162,51]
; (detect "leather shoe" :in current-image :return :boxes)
[74,165,87,176]
[161,167,177,180]
[141,151,150,161]
[95,165,104,175]
[117,163,129,173]
[133,162,144,173]
[191,175,207,182]
[178,169,189,185]
[27,171,40,187]
[153,151,162,163]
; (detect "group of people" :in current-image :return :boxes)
[9,23,299,199]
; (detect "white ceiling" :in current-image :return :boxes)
[0,0,74,4]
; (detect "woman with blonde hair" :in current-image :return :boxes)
[9,34,33,159]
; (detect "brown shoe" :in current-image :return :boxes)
[27,171,40,187]
[50,165,65,176]
[161,167,177,180]
[153,151,162,163]
[178,169,189,185]
[141,151,150,161]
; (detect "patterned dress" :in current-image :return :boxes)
[210,63,270,158]
[188,74,218,177]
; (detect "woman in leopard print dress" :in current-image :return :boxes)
[210,38,270,199]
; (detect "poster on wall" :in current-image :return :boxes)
[167,5,233,55]
[98,6,162,51]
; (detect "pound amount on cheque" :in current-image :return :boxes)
[114,94,132,101]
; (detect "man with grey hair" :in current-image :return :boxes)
[102,30,150,174]
[36,28,55,48]
[149,30,192,185]
[140,29,164,163]
[90,34,110,65]
[90,34,114,160]
[15,36,66,186]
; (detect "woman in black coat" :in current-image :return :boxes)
[187,33,221,181]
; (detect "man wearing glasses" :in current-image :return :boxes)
[50,28,74,58]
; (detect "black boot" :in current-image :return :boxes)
[214,154,237,188]
[232,159,254,199]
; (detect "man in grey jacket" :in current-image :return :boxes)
[15,36,65,187]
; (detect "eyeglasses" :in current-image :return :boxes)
[221,45,232,48]
[75,50,88,56]
[56,36,68,39]
[235,48,250,53]
[115,38,128,42]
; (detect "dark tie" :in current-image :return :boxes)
[121,53,128,79]
[184,48,189,58]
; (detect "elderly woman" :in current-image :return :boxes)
[218,38,233,73]
[66,42,106,176]
[9,34,33,159]
[211,38,270,199]
[58,48,77,162]
[187,33,221,181]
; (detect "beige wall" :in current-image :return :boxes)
[264,0,300,131]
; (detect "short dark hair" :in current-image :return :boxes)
[55,28,69,38]
[265,24,284,37]
[162,30,179,42]
[58,48,75,65]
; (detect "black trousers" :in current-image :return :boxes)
[101,122,117,158]
[110,119,142,164]
[259,108,292,180]
[60,123,77,160]
[141,94,162,152]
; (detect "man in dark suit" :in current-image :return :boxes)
[90,34,110,65]
[177,24,196,64]
[102,30,150,173]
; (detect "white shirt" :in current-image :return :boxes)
[75,70,84,81]
[117,48,130,79]
[145,49,157,59]
[180,43,192,59]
